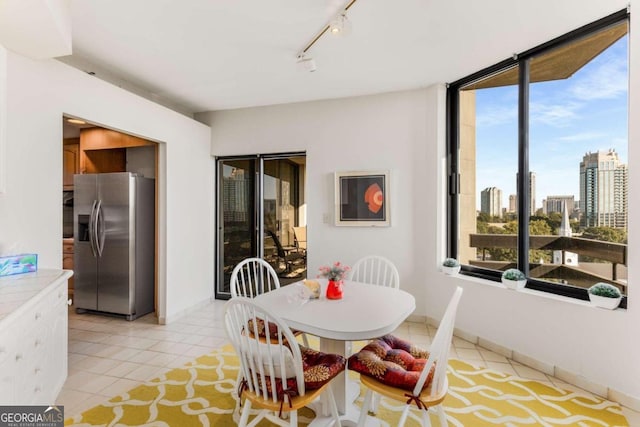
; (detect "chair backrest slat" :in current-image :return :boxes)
[413,286,463,397]
[349,255,400,289]
[230,258,281,298]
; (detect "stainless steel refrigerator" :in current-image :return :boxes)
[74,172,155,320]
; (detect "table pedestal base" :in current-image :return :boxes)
[306,402,381,427]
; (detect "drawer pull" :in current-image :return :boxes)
[15,353,23,361]
[35,367,41,374]
[67,299,73,306]
[35,339,42,347]
[34,386,41,393]
[35,312,41,320]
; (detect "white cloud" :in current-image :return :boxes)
[569,56,627,101]
[530,101,580,127]
[476,105,517,127]
[557,132,605,142]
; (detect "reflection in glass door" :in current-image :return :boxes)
[215,154,306,299]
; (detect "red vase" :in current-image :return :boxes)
[326,280,343,300]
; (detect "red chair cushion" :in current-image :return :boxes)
[247,318,304,340]
[300,346,346,390]
[251,345,346,401]
[347,334,434,391]
[247,318,278,338]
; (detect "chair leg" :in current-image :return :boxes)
[289,409,298,426]
[357,389,373,427]
[302,333,310,348]
[370,392,381,415]
[238,399,252,427]
[421,407,433,427]
[398,405,411,427]
[434,404,447,427]
[326,386,342,427]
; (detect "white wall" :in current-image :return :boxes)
[199,56,640,403]
[0,48,214,323]
[198,89,433,311]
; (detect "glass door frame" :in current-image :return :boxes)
[214,151,305,299]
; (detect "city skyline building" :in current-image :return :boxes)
[579,149,628,229]
[508,194,517,213]
[543,195,575,216]
[481,187,503,217]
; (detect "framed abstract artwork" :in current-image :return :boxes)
[335,170,390,226]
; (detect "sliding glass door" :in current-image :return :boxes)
[215,153,306,299]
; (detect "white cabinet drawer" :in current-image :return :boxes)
[0,271,70,404]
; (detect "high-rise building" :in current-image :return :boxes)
[544,196,575,215]
[480,187,502,217]
[516,172,536,215]
[580,149,628,229]
[223,168,251,222]
[508,194,517,213]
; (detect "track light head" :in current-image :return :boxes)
[296,54,317,72]
[329,13,351,36]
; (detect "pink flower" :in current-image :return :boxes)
[318,262,350,281]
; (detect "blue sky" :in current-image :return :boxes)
[474,34,628,211]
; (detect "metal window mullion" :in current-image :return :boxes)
[257,157,265,259]
[447,87,459,257]
[518,59,530,275]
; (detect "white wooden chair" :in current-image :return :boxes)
[224,297,344,427]
[230,257,281,299]
[347,255,400,411]
[352,286,464,427]
[230,257,309,347]
[348,255,400,289]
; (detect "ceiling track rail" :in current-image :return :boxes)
[298,0,358,57]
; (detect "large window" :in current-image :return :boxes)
[447,10,629,304]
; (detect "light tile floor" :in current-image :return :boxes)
[58,300,640,425]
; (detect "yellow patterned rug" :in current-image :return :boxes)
[65,344,628,427]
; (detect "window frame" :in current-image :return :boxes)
[446,9,629,308]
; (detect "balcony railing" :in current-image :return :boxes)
[468,234,627,293]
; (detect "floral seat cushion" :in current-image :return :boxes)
[347,334,435,391]
[247,318,304,340]
[248,345,346,401]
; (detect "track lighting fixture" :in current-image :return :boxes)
[329,13,351,36]
[295,0,358,72]
[296,54,317,73]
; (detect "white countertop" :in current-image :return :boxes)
[0,269,73,322]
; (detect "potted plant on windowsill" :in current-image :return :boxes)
[588,282,622,310]
[501,268,526,290]
[442,258,461,275]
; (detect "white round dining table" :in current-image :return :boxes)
[255,279,416,426]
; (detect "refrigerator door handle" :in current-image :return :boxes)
[96,200,105,257]
[89,200,98,258]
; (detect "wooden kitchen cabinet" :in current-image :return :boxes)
[63,138,80,190]
[79,127,154,174]
[63,239,74,298]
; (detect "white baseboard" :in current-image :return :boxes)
[158,297,213,324]
[415,315,640,412]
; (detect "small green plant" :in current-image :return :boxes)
[502,268,526,281]
[588,282,621,299]
[442,258,460,267]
